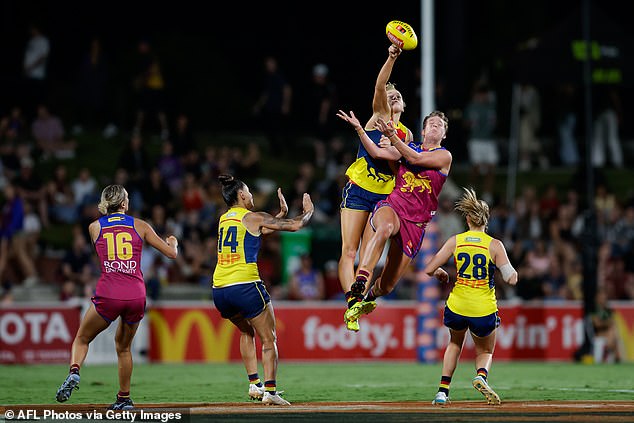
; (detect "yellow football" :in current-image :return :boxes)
[386,20,418,50]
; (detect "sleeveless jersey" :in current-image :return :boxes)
[388,145,448,224]
[446,230,498,317]
[345,120,409,194]
[94,213,145,299]
[213,207,261,287]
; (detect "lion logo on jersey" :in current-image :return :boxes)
[400,171,432,193]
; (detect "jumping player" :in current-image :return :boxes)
[337,109,451,329]
[339,44,413,332]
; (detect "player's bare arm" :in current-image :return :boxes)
[424,236,457,283]
[262,188,289,235]
[245,194,313,233]
[135,219,178,259]
[337,110,401,161]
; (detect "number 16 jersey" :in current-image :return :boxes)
[94,213,145,299]
[213,207,261,288]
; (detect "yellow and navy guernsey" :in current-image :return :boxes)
[345,120,409,194]
[446,230,498,317]
[212,207,261,287]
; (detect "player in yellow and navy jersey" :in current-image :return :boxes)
[338,44,414,332]
[424,188,518,406]
[212,174,313,405]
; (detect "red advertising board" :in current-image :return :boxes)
[0,305,81,364]
[147,301,634,363]
[2,301,632,363]
[147,303,417,362]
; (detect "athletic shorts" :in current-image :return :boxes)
[443,305,500,338]
[212,281,271,319]
[91,296,146,325]
[340,181,387,212]
[371,200,426,259]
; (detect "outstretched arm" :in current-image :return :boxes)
[369,45,402,123]
[337,110,401,161]
[245,193,314,234]
[135,219,178,259]
[423,236,456,283]
[262,188,289,235]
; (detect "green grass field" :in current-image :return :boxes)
[2,362,633,405]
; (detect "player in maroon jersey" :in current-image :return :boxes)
[56,184,178,410]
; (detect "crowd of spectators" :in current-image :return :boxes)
[1,24,633,309]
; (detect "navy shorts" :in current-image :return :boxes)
[91,296,146,325]
[340,181,387,212]
[212,281,271,319]
[443,305,500,338]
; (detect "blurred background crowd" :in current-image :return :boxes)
[1,1,633,309]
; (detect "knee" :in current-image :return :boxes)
[341,245,357,260]
[115,343,132,355]
[260,332,278,348]
[375,223,394,241]
[75,333,93,346]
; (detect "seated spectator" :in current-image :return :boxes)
[156,140,184,195]
[180,172,207,214]
[542,257,567,300]
[323,259,343,300]
[70,167,98,209]
[141,167,174,218]
[46,164,77,224]
[517,239,551,300]
[0,107,27,179]
[14,156,48,227]
[31,104,76,159]
[60,231,97,298]
[288,254,324,301]
[591,289,620,363]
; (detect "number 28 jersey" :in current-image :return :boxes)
[446,230,497,317]
[213,207,261,288]
[94,213,145,299]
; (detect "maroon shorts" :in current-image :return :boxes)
[91,296,146,324]
[371,200,426,259]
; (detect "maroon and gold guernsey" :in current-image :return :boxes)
[94,213,145,299]
[388,144,448,224]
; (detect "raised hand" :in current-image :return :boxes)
[388,44,402,59]
[336,110,362,130]
[302,193,314,214]
[275,188,288,218]
[375,117,396,136]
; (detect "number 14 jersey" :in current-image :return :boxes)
[213,207,261,288]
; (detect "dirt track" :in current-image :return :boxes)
[3,401,634,422]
